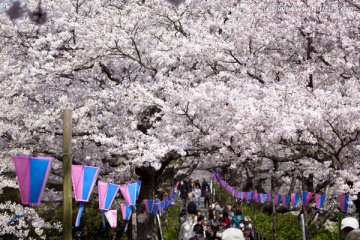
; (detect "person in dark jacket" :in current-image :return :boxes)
[201,179,209,196]
[204,187,211,208]
[190,224,206,240]
[180,183,189,207]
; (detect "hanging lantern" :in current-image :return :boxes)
[98,181,120,211]
[338,194,349,213]
[104,210,118,228]
[291,193,300,209]
[282,195,291,208]
[253,192,259,202]
[119,181,141,210]
[274,194,281,207]
[121,203,132,232]
[153,199,161,216]
[98,181,120,229]
[260,194,267,204]
[302,191,313,207]
[245,192,254,203]
[12,155,53,205]
[315,194,326,210]
[143,199,155,214]
[72,165,99,227]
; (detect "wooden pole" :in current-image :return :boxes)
[63,109,72,240]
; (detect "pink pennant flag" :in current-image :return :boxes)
[98,181,120,211]
[315,194,326,209]
[253,192,258,202]
[291,193,300,208]
[338,194,349,213]
[302,191,313,206]
[232,190,236,197]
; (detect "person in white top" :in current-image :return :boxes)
[194,185,202,207]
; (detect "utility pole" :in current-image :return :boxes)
[63,109,72,240]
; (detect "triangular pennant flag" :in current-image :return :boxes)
[98,181,120,211]
[143,199,155,214]
[253,192,258,202]
[120,182,139,210]
[282,195,290,208]
[274,194,281,206]
[302,191,313,206]
[291,193,300,208]
[153,199,161,216]
[315,194,326,209]
[338,194,349,213]
[246,192,254,202]
[260,194,267,204]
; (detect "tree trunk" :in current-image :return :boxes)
[270,176,277,240]
[135,166,158,240]
[288,174,297,195]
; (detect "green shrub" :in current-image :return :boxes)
[163,200,180,240]
[203,185,336,240]
[236,203,336,240]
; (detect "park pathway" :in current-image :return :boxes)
[179,196,210,217]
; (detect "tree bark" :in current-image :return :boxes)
[135,166,158,240]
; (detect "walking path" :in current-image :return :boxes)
[179,196,210,216]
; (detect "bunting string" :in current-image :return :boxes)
[211,172,349,214]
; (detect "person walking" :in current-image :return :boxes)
[204,187,211,208]
[194,185,202,207]
[202,179,209,196]
[179,202,198,240]
[180,183,188,208]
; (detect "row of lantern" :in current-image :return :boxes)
[11,156,178,231]
[72,164,143,230]
[211,172,349,213]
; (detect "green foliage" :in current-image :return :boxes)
[237,204,336,240]
[163,200,180,240]
[212,183,336,240]
[37,196,121,240]
[214,185,232,205]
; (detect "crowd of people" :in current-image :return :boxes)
[178,179,253,240]
[177,179,360,240]
[179,178,211,209]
